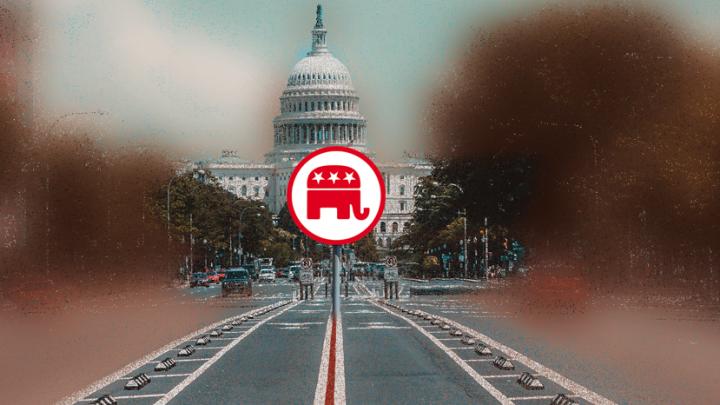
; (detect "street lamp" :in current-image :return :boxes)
[446,183,468,279]
[238,205,266,265]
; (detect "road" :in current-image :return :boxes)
[63,278,620,405]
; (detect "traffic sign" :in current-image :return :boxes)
[385,256,397,267]
[300,269,313,285]
[300,257,314,285]
[384,267,399,282]
[287,146,385,245]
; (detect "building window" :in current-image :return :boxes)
[255,176,259,181]
[391,222,399,233]
[400,201,406,212]
[254,186,260,197]
[404,222,411,231]
[399,185,405,196]
[241,185,247,196]
[380,222,386,233]
[377,237,383,247]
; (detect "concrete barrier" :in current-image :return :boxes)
[177,345,195,357]
[154,357,177,372]
[124,373,150,390]
[517,372,544,390]
[196,335,211,346]
[493,356,515,370]
[474,343,492,356]
[90,394,116,405]
[550,394,579,405]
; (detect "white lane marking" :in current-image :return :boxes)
[446,346,475,350]
[175,358,212,363]
[370,300,513,405]
[291,309,327,313]
[510,394,580,401]
[465,358,494,362]
[312,314,333,405]
[121,373,191,380]
[60,301,290,405]
[335,312,346,405]
[187,347,223,350]
[343,310,384,314]
[279,326,309,330]
[269,322,324,326]
[80,393,165,402]
[424,311,616,405]
[346,325,411,330]
[153,301,299,405]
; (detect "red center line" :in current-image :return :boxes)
[324,314,337,405]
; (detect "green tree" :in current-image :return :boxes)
[353,232,379,262]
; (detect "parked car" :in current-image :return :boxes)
[190,272,210,287]
[217,269,226,281]
[207,271,221,284]
[288,265,302,281]
[221,268,253,297]
[239,264,257,280]
[258,268,276,283]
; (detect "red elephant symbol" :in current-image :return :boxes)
[306,165,369,220]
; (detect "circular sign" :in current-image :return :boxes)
[301,257,313,269]
[385,256,397,267]
[287,146,385,245]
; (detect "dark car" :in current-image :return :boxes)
[221,269,253,297]
[190,272,210,287]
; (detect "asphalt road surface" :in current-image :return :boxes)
[63,278,620,405]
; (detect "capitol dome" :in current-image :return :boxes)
[287,53,353,89]
[271,5,367,155]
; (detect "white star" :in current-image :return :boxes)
[343,172,356,183]
[312,172,324,184]
[328,172,340,183]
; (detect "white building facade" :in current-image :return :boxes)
[199,6,430,249]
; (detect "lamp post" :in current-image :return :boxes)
[238,205,265,265]
[446,183,467,279]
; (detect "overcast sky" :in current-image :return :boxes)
[31,0,720,160]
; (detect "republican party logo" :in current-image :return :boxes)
[287,146,385,245]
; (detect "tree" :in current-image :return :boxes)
[353,232,379,262]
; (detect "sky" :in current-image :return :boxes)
[30,0,720,161]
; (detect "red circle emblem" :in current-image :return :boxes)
[287,146,385,245]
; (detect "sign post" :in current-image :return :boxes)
[299,257,314,300]
[286,146,386,317]
[384,256,399,299]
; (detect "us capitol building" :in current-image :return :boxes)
[195,6,430,249]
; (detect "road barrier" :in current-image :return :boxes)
[90,394,116,405]
[493,356,515,370]
[423,314,434,320]
[210,329,223,337]
[154,357,177,372]
[550,394,579,405]
[461,335,476,345]
[517,372,544,390]
[124,373,151,390]
[474,343,493,356]
[440,323,451,330]
[222,324,233,331]
[177,345,195,357]
[431,319,442,325]
[450,328,463,336]
[196,335,211,346]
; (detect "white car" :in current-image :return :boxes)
[259,268,276,283]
